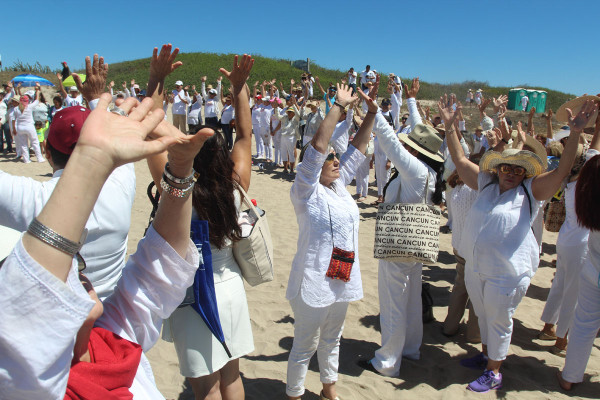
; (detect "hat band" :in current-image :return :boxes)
[407,135,439,156]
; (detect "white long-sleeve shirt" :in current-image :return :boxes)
[171,89,190,115]
[301,107,324,140]
[288,144,365,307]
[0,164,136,300]
[272,105,300,140]
[390,89,402,129]
[330,107,354,155]
[201,81,222,118]
[0,226,199,400]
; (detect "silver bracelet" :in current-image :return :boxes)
[27,218,83,256]
[164,163,196,185]
[160,177,194,198]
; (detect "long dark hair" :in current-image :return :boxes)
[575,154,600,231]
[192,128,242,248]
[382,153,445,205]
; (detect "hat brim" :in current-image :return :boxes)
[479,150,544,178]
[397,133,444,163]
[556,95,600,128]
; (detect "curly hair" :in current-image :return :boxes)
[192,128,242,248]
[575,154,600,231]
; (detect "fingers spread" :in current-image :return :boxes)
[128,97,155,121]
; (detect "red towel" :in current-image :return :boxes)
[64,327,142,400]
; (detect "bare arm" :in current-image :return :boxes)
[352,89,376,153]
[545,109,554,140]
[532,100,599,200]
[311,84,357,153]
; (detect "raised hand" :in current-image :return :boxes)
[528,106,536,118]
[404,77,420,99]
[56,72,62,81]
[438,96,457,128]
[149,44,182,83]
[492,95,508,113]
[356,88,378,113]
[131,79,135,86]
[290,79,295,85]
[478,96,492,114]
[566,99,599,133]
[73,54,108,102]
[217,76,222,82]
[219,54,255,92]
[183,85,189,91]
[516,121,527,142]
[202,76,207,82]
[335,83,358,107]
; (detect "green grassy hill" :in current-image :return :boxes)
[0,52,575,116]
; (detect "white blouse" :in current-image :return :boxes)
[0,226,199,399]
[449,184,478,250]
[460,173,544,284]
[288,144,365,307]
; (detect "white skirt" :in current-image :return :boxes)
[164,245,254,377]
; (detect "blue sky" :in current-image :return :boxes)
[3,0,597,96]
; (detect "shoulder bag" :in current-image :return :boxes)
[233,185,275,286]
[373,176,441,264]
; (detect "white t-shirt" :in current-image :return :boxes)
[172,90,189,115]
[348,72,357,85]
[63,94,83,108]
[220,104,235,125]
[521,96,529,107]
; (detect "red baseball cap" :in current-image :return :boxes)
[47,107,90,155]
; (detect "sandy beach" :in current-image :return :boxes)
[1,122,599,400]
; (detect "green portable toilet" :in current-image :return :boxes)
[508,88,525,110]
[526,90,538,112]
[536,91,547,113]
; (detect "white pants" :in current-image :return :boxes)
[374,150,389,196]
[253,123,264,157]
[562,263,600,383]
[286,296,349,398]
[444,188,453,228]
[541,242,588,337]
[14,132,24,157]
[465,272,530,361]
[355,156,370,197]
[17,128,44,163]
[262,129,273,160]
[273,131,282,164]
[280,135,295,164]
[371,261,422,377]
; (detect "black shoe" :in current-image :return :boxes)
[357,359,381,375]
[440,225,452,234]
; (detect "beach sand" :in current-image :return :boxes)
[2,128,598,400]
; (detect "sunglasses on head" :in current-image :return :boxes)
[325,152,340,163]
[499,164,526,176]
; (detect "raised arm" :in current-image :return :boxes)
[532,99,599,200]
[545,109,554,141]
[315,76,326,96]
[404,77,423,126]
[222,54,254,192]
[311,83,357,154]
[440,100,480,190]
[73,54,108,108]
[527,106,536,135]
[352,89,377,153]
[56,73,68,98]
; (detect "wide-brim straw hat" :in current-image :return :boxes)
[556,95,600,129]
[514,135,548,170]
[397,123,444,163]
[480,149,545,178]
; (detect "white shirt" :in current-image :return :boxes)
[521,96,529,107]
[557,180,589,247]
[348,71,357,85]
[187,95,203,125]
[302,107,324,139]
[258,104,273,129]
[449,184,478,250]
[360,70,376,85]
[171,89,190,115]
[0,226,199,400]
[201,82,222,118]
[13,100,40,132]
[390,90,402,129]
[220,104,235,125]
[251,103,262,126]
[64,94,83,108]
[288,145,365,307]
[272,106,300,139]
[0,164,136,300]
[460,173,544,284]
[330,107,354,154]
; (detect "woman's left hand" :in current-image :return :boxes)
[566,99,599,133]
[356,88,378,113]
[75,94,183,173]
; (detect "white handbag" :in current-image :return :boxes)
[373,176,441,264]
[233,186,275,286]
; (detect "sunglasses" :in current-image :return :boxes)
[76,252,87,272]
[498,164,526,176]
[325,152,340,163]
[402,117,408,121]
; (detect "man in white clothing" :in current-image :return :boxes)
[347,68,358,94]
[252,94,265,158]
[171,80,190,132]
[260,96,274,161]
[521,94,529,111]
[360,65,376,90]
[201,76,222,128]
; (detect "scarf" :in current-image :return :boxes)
[64,327,142,400]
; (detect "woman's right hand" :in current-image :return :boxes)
[334,83,358,108]
[403,77,420,99]
[219,54,254,92]
[356,88,378,113]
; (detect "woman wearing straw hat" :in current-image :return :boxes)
[444,97,598,393]
[286,85,372,400]
[358,78,446,377]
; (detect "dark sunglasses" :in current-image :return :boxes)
[498,164,526,176]
[325,153,340,163]
[76,252,87,272]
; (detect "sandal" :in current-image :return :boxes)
[320,390,340,400]
[537,331,557,341]
[549,345,567,358]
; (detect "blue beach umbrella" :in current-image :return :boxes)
[190,220,232,358]
[12,73,55,87]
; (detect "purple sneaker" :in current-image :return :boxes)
[467,370,502,393]
[460,352,488,370]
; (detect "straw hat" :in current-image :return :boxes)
[397,123,444,162]
[556,95,600,129]
[0,225,22,263]
[480,149,545,178]
[515,135,548,170]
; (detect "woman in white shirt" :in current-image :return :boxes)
[220,93,235,150]
[13,83,45,163]
[446,98,598,393]
[286,85,372,400]
[358,78,446,379]
[273,97,301,174]
[0,89,204,399]
[557,130,600,390]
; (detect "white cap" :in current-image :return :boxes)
[262,96,270,101]
[554,128,570,141]
[69,86,78,92]
[175,80,183,86]
[208,89,217,95]
[133,84,140,89]
[0,225,22,262]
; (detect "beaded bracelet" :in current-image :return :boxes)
[27,217,83,256]
[160,177,194,198]
[333,101,346,111]
[164,162,196,185]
